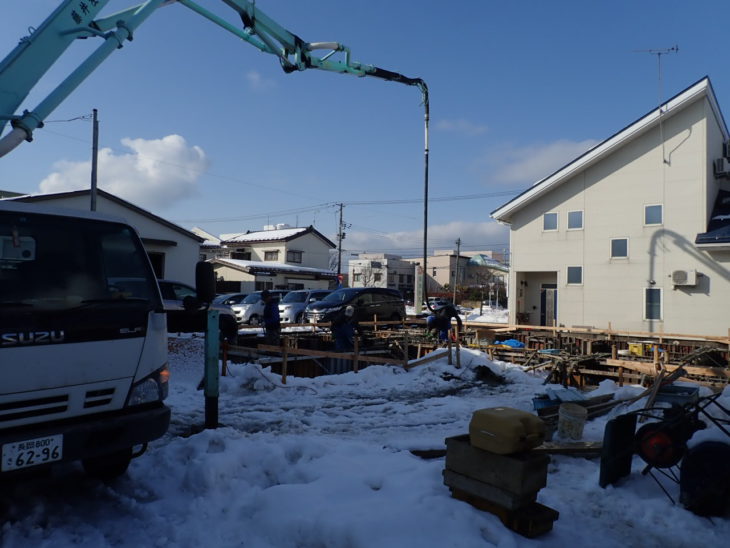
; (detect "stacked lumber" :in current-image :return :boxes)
[443,435,559,538]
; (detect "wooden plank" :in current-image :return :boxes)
[605,359,730,379]
[531,441,602,457]
[443,469,538,511]
[256,344,405,366]
[405,350,450,370]
[445,435,549,495]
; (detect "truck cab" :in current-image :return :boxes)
[0,201,170,479]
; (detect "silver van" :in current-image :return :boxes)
[278,289,331,323]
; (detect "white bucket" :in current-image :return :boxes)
[557,403,588,440]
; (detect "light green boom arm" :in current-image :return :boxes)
[0,0,427,157]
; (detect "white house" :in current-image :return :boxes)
[9,189,203,285]
[491,77,730,337]
[208,224,337,292]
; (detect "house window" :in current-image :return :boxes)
[374,273,382,282]
[543,212,558,231]
[407,274,413,283]
[610,238,628,258]
[645,288,662,320]
[432,268,437,277]
[231,251,251,260]
[286,250,302,263]
[353,273,362,282]
[644,204,663,225]
[264,250,279,261]
[567,266,583,285]
[567,210,583,230]
[399,274,405,283]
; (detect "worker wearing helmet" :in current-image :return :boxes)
[331,304,358,351]
[426,302,463,342]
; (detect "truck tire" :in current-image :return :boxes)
[82,447,133,480]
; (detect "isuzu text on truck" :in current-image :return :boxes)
[0,201,170,478]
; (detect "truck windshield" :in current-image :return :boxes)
[0,210,160,311]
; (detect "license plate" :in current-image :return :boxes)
[2,434,63,471]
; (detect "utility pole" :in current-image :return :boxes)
[336,203,348,278]
[453,237,461,304]
[90,108,99,211]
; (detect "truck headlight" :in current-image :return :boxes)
[127,363,169,406]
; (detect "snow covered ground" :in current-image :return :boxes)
[405,305,509,324]
[2,336,729,548]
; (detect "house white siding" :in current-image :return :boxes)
[497,79,730,337]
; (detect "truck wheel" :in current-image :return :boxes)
[82,447,133,480]
[249,315,260,326]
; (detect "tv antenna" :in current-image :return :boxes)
[634,45,678,164]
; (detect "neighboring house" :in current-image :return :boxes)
[210,258,336,292]
[207,224,337,291]
[191,226,225,261]
[491,77,730,337]
[7,189,203,285]
[221,224,334,270]
[348,253,416,299]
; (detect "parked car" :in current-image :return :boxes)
[213,292,248,306]
[304,287,405,325]
[231,289,289,325]
[278,289,332,323]
[157,279,238,342]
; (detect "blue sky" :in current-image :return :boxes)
[2,0,729,258]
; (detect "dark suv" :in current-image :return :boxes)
[304,287,405,324]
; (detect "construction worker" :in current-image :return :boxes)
[262,290,281,346]
[426,302,463,342]
[331,304,358,351]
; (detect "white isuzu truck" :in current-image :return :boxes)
[1,201,170,479]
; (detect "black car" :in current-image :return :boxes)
[304,287,405,324]
[158,280,238,342]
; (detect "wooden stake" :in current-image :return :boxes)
[455,325,461,369]
[403,331,410,369]
[281,337,288,385]
[353,336,360,374]
[447,333,453,365]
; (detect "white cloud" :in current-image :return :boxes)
[246,70,276,92]
[435,118,487,136]
[484,139,599,186]
[39,134,209,209]
[344,220,508,256]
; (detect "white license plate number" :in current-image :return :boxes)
[2,434,63,471]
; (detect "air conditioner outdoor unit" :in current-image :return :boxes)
[714,158,730,178]
[671,269,697,286]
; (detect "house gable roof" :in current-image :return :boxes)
[491,77,729,223]
[10,188,204,243]
[221,225,336,248]
[211,257,337,279]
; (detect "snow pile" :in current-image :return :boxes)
[1,338,729,547]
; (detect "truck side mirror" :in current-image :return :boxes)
[196,261,216,303]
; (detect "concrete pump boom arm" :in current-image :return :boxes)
[0,0,426,158]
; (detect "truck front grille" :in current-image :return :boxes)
[84,388,115,409]
[0,395,69,423]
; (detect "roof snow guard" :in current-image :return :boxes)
[695,189,730,249]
